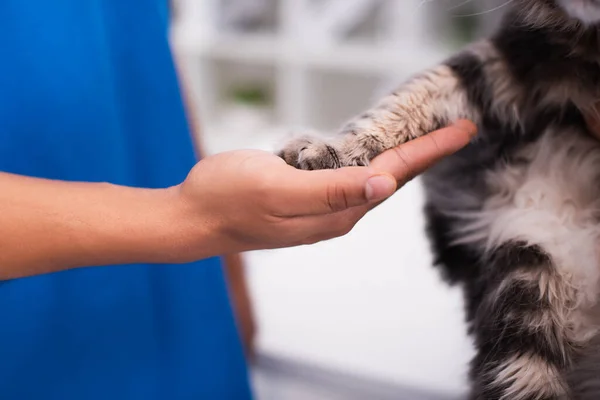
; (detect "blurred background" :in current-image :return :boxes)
[169,1,506,399]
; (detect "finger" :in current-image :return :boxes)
[370,120,477,186]
[272,166,397,216]
[284,204,370,244]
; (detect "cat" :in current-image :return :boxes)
[278,1,600,399]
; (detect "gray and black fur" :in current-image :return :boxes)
[278,1,600,399]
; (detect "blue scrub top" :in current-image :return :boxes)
[0,1,252,399]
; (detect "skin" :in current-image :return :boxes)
[175,62,258,359]
[0,120,476,281]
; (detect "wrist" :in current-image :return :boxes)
[120,184,216,265]
[73,183,216,267]
[141,184,223,264]
[0,174,222,280]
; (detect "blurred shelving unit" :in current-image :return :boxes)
[169,0,505,154]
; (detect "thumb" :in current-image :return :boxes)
[276,167,397,216]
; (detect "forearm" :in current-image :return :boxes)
[0,172,203,280]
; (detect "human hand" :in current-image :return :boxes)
[369,120,477,186]
[171,120,476,261]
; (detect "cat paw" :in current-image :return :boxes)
[277,135,345,170]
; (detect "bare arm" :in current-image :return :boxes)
[0,172,189,279]
[0,121,474,281]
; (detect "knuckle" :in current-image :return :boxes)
[391,146,414,180]
[337,224,354,237]
[332,217,358,237]
[426,131,443,154]
[326,182,351,213]
[263,211,287,226]
[300,234,326,246]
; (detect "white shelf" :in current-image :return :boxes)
[171,26,448,74]
[169,0,460,137]
[172,28,280,64]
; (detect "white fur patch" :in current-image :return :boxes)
[457,127,600,335]
[557,0,600,26]
[492,353,567,400]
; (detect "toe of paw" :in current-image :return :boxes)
[278,137,338,170]
[276,137,312,168]
[277,148,301,168]
[296,144,342,170]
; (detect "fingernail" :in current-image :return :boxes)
[453,120,478,138]
[365,175,397,202]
